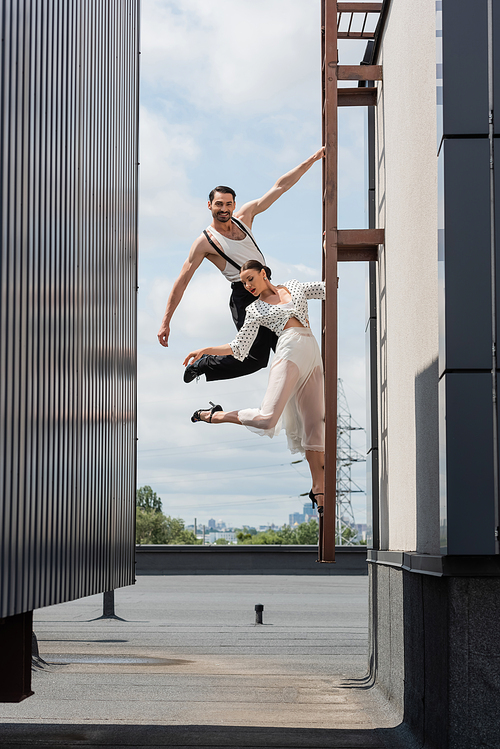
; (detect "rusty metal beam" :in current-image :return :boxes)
[338,87,377,106]
[338,247,378,261]
[337,2,382,10]
[337,230,384,261]
[338,31,378,39]
[321,0,337,564]
[338,228,385,247]
[338,65,382,81]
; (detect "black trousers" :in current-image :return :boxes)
[202,281,277,382]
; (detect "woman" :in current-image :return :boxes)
[183,260,326,512]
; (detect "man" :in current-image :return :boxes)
[157,147,324,382]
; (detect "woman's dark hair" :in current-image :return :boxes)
[240,259,272,280]
[208,185,236,202]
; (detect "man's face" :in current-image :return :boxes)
[208,192,235,223]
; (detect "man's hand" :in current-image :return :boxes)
[157,240,207,349]
[157,320,170,347]
[236,147,325,227]
[310,146,325,163]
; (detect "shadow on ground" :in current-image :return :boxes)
[0,723,412,749]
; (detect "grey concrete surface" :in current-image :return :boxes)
[0,576,409,748]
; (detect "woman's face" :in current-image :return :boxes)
[240,268,267,296]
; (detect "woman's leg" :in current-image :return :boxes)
[305,450,324,506]
[238,357,300,432]
[197,357,300,433]
[295,364,325,504]
[197,409,241,424]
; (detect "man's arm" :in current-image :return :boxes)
[157,237,207,347]
[235,147,324,228]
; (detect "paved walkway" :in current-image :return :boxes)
[0,575,411,748]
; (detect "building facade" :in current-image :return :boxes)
[0,0,139,701]
[366,1,500,746]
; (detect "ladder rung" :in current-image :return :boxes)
[338,87,377,107]
[338,247,378,262]
[338,65,382,81]
[337,2,383,11]
[338,228,385,249]
[338,31,377,39]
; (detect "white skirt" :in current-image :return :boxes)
[238,327,325,454]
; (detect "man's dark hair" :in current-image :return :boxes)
[209,185,236,203]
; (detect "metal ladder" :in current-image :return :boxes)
[320,1,384,562]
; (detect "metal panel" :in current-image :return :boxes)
[438,1,500,556]
[0,0,139,618]
[441,0,489,136]
[439,138,492,374]
[439,373,496,555]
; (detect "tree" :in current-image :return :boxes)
[294,519,319,544]
[336,525,358,545]
[136,507,168,544]
[136,485,162,513]
[135,506,201,545]
[235,520,319,545]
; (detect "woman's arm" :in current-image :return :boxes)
[228,317,261,361]
[302,281,326,300]
[184,314,262,367]
[183,344,232,367]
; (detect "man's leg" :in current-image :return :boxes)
[184,282,276,383]
[202,326,276,382]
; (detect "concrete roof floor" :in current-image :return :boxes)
[0,575,413,749]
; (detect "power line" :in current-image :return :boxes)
[139,463,307,486]
[138,435,287,456]
[161,493,304,511]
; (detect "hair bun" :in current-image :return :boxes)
[264,266,272,280]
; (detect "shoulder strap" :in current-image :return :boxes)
[203,230,241,271]
[231,216,265,260]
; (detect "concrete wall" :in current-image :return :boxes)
[374,0,440,554]
[369,560,500,749]
[135,545,368,575]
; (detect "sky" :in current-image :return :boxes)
[137,0,371,529]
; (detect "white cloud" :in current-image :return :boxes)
[136,0,369,527]
[141,0,320,116]
[139,105,206,250]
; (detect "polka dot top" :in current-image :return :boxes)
[229,279,326,362]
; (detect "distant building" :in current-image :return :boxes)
[216,520,226,530]
[303,501,318,521]
[289,512,304,527]
[355,524,367,542]
[207,531,236,544]
[207,518,217,530]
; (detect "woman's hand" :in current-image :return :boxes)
[184,343,233,367]
[183,349,206,367]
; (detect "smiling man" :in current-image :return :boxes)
[157,147,324,383]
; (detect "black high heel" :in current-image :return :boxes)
[309,490,324,516]
[191,401,222,423]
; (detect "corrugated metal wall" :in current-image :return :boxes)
[0,0,139,618]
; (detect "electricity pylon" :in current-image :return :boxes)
[336,379,366,545]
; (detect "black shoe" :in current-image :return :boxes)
[191,401,222,423]
[309,490,324,515]
[184,355,207,384]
